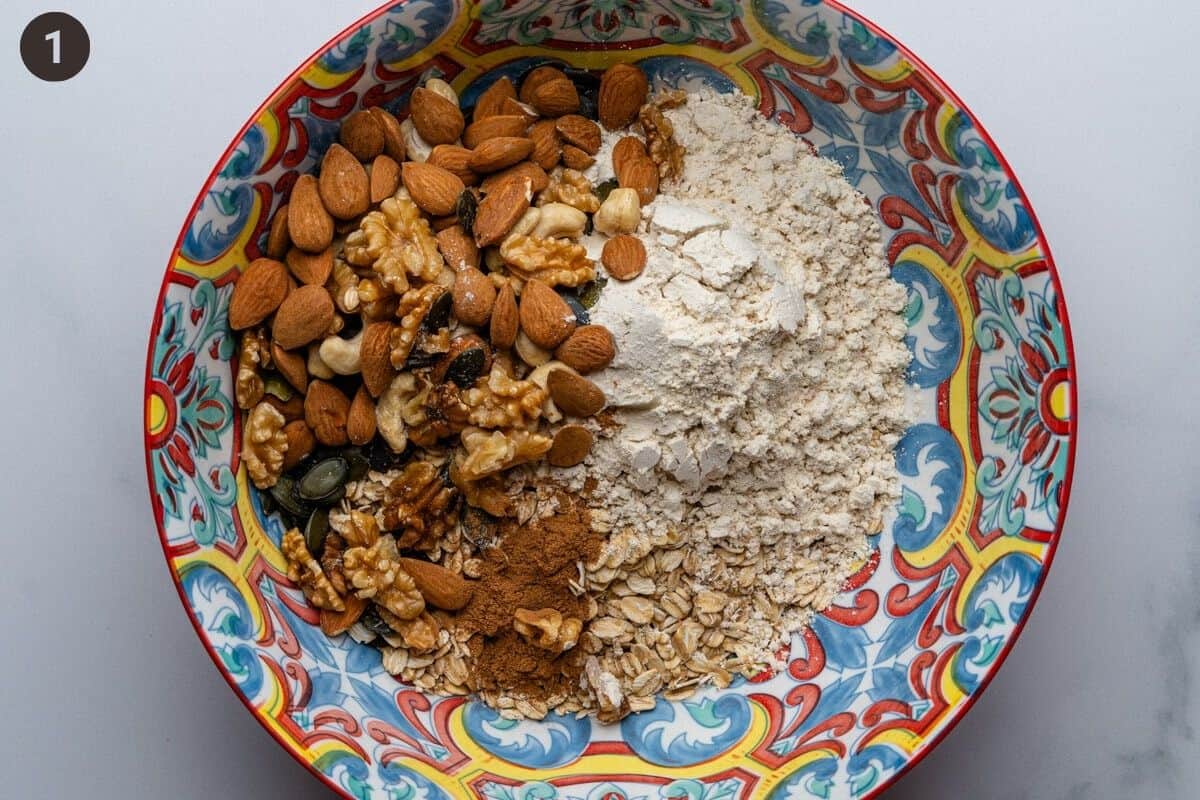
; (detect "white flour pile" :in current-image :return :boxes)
[574,90,910,677]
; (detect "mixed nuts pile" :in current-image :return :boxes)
[229,62,685,702]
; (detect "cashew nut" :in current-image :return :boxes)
[375,373,414,452]
[531,203,587,240]
[318,329,364,375]
[593,188,641,236]
[514,330,551,368]
[307,343,335,380]
[400,118,432,163]
[424,77,459,106]
[503,207,541,246]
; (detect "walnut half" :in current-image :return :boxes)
[344,194,442,293]
[500,235,595,288]
[458,427,552,480]
[242,401,287,489]
[281,529,345,612]
[342,535,425,620]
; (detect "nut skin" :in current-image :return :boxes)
[473,76,517,121]
[518,280,577,350]
[401,162,466,217]
[347,386,377,446]
[272,285,336,350]
[360,321,397,397]
[287,174,334,254]
[561,145,595,170]
[266,204,290,258]
[598,63,649,130]
[340,109,385,161]
[369,154,401,203]
[489,283,519,350]
[304,380,351,446]
[600,234,647,281]
[617,155,660,205]
[480,161,549,196]
[229,258,290,330]
[555,115,601,154]
[473,176,532,247]
[318,143,370,220]
[369,107,406,162]
[519,66,568,104]
[468,137,534,173]
[529,78,580,117]
[271,342,309,393]
[426,145,479,187]
[397,558,474,611]
[281,420,316,471]
[462,115,527,149]
[452,268,497,327]
[436,225,480,271]
[555,325,616,374]
[527,120,561,170]
[285,246,333,286]
[547,424,594,467]
[409,87,465,145]
[611,136,648,175]
[546,369,606,417]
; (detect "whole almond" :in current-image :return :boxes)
[463,115,527,149]
[452,267,497,327]
[473,76,517,121]
[369,154,401,203]
[360,321,396,397]
[427,144,479,186]
[500,96,539,124]
[304,380,351,446]
[436,225,480,271]
[340,109,385,161]
[617,155,659,205]
[266,203,290,258]
[528,119,561,170]
[490,283,519,349]
[431,214,459,232]
[598,63,649,130]
[369,107,406,162]
[281,420,316,470]
[409,87,465,145]
[320,594,367,636]
[561,145,595,170]
[468,137,534,173]
[600,234,647,281]
[287,174,334,254]
[271,341,309,393]
[347,386,377,446]
[398,557,474,611]
[285,245,333,286]
[555,324,616,374]
[229,258,289,330]
[272,284,335,349]
[611,135,648,175]
[480,161,549,195]
[530,78,580,117]
[519,66,568,104]
[401,161,465,217]
[474,176,532,247]
[519,279,576,349]
[548,424,594,467]
[555,115,601,154]
[546,369,606,417]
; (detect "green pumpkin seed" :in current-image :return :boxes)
[343,448,370,481]
[269,475,310,518]
[264,374,294,401]
[594,178,619,204]
[304,507,330,553]
[298,457,349,503]
[576,273,608,309]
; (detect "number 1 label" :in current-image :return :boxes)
[45,29,60,64]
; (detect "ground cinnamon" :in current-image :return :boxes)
[455,495,602,701]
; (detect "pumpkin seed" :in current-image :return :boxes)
[304,507,330,553]
[360,607,393,636]
[263,374,293,401]
[269,475,311,518]
[455,189,478,232]
[445,347,486,388]
[297,457,349,503]
[425,290,453,331]
[365,437,411,471]
[594,177,619,205]
[560,292,589,326]
[342,448,370,481]
[576,273,608,309]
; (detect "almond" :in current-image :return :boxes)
[285,245,333,286]
[611,135,648,176]
[369,107,406,162]
[319,142,369,219]
[287,174,334,254]
[500,96,539,125]
[519,279,576,349]
[528,119,561,170]
[431,214,459,232]
[320,594,368,636]
[369,154,401,203]
[555,115,601,154]
[398,557,474,611]
[271,341,309,393]
[474,176,532,247]
[546,369,605,417]
[555,324,616,374]
[598,63,649,130]
[304,379,351,446]
[468,136,534,173]
[340,109,385,161]
[519,66,568,104]
[229,258,289,330]
[462,114,528,149]
[409,87,465,145]
[547,424,594,467]
[529,78,580,117]
[473,76,517,121]
[490,283,519,349]
[451,267,497,327]
[436,224,479,271]
[426,144,479,186]
[360,321,396,397]
[480,161,549,195]
[401,161,465,217]
[617,155,659,205]
[266,203,290,258]
[272,284,335,349]
[600,234,647,281]
[264,394,304,422]
[346,386,377,446]
[281,420,316,471]
[561,145,595,170]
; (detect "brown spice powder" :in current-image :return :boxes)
[456,497,602,700]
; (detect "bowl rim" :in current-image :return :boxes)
[143,1,1078,796]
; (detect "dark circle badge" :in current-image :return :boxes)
[20,12,89,82]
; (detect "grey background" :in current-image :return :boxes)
[1,1,1196,797]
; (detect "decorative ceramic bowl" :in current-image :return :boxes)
[144,1,1076,797]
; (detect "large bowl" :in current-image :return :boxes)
[144,2,1076,797]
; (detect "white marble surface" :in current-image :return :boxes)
[0,1,1196,797]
